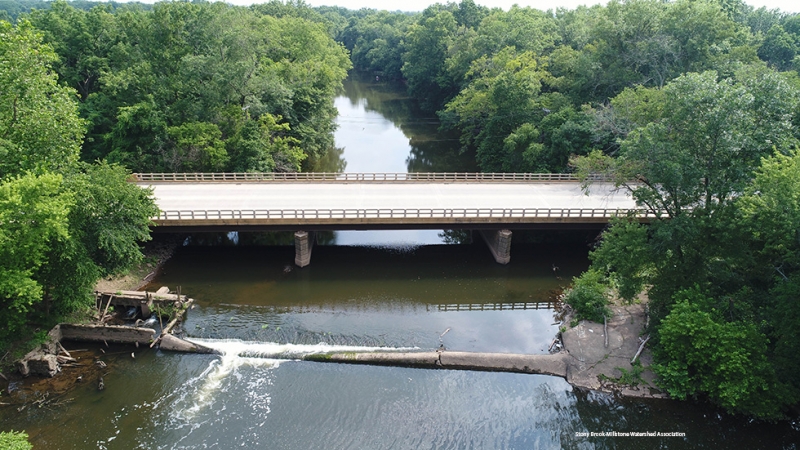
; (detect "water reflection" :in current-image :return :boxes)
[306,146,346,173]
[326,73,477,174]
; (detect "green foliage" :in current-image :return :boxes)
[0,430,32,450]
[613,69,797,218]
[758,24,799,71]
[402,8,458,112]
[655,291,788,419]
[738,150,800,266]
[441,48,548,172]
[616,360,646,387]
[0,19,84,179]
[573,66,800,418]
[601,360,647,388]
[0,16,158,344]
[28,0,350,173]
[166,122,228,173]
[564,269,611,323]
[344,10,413,79]
[228,113,305,173]
[0,173,72,342]
[52,162,157,293]
[590,218,653,301]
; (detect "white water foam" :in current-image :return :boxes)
[178,338,417,417]
[189,338,418,360]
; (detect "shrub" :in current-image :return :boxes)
[564,269,611,323]
[0,431,33,450]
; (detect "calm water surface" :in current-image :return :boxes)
[2,75,798,449]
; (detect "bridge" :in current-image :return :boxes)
[135,172,647,266]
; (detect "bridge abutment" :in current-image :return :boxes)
[294,231,315,267]
[479,229,512,265]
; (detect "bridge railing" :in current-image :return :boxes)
[155,207,657,221]
[134,172,601,183]
[436,301,555,312]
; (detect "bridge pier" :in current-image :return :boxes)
[294,231,315,267]
[479,229,512,265]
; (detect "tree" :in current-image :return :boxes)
[441,48,549,172]
[572,67,800,418]
[0,20,84,179]
[758,24,798,70]
[402,9,458,112]
[28,0,119,101]
[36,162,158,315]
[165,122,228,173]
[575,68,798,221]
[26,1,351,173]
[228,112,304,172]
[0,173,72,342]
[0,17,157,342]
[345,10,412,79]
[563,269,611,322]
[656,292,785,419]
[738,150,800,268]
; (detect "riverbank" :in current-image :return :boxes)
[561,299,664,398]
[0,236,181,380]
[94,234,183,293]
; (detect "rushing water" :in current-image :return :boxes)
[3,75,799,449]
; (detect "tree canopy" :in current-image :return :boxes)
[0,19,157,345]
[571,68,800,419]
[26,0,351,173]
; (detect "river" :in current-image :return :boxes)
[2,75,798,449]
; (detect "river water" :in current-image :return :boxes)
[2,75,799,449]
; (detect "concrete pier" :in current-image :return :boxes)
[479,229,512,264]
[294,231,315,267]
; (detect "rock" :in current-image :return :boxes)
[19,354,60,378]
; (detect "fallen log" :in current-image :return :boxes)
[150,298,193,348]
[631,335,650,364]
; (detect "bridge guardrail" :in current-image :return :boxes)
[134,172,605,183]
[154,207,657,221]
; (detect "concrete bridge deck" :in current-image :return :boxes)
[136,173,645,266]
[137,173,644,230]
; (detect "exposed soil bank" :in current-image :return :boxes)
[94,234,183,293]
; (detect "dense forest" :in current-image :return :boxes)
[2,0,800,420]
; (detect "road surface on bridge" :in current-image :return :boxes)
[142,181,634,212]
[136,177,645,231]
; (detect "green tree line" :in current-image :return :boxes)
[5,0,352,173]
[3,0,799,174]
[320,0,800,174]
